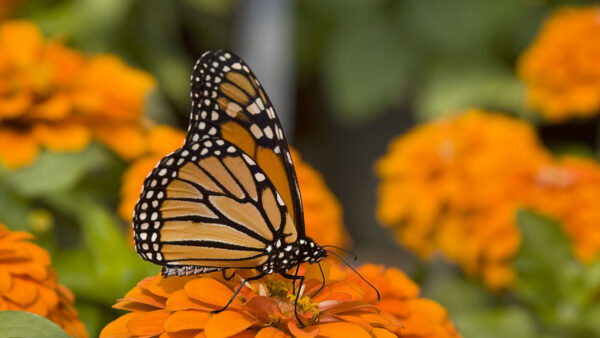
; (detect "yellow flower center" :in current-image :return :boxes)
[263,280,320,321]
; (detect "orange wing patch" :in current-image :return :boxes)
[282,212,297,243]
[221,121,255,157]
[208,195,273,241]
[160,220,265,249]
[256,147,293,220]
[162,244,266,267]
[166,179,203,199]
[199,156,245,199]
[219,121,295,221]
[226,72,257,97]
[178,162,223,194]
[261,188,281,231]
[220,83,250,106]
[160,200,216,219]
[222,156,258,200]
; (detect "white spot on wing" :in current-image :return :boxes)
[247,102,260,115]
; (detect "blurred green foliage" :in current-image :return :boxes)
[427,210,600,337]
[515,211,600,337]
[297,0,550,125]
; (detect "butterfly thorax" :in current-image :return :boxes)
[259,237,327,274]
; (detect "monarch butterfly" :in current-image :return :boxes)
[132,50,377,324]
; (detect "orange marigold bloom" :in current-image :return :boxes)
[100,261,460,337]
[291,149,350,248]
[119,125,186,222]
[376,110,552,289]
[517,6,600,121]
[0,20,155,169]
[377,109,600,288]
[0,224,87,337]
[120,136,350,248]
[352,264,460,337]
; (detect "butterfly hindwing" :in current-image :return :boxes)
[187,50,304,236]
[132,137,298,272]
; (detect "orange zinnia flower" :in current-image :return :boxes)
[376,109,600,288]
[100,260,460,337]
[517,6,600,121]
[291,149,350,248]
[376,110,553,289]
[352,264,461,337]
[119,124,187,222]
[120,135,350,248]
[0,224,87,337]
[0,20,155,169]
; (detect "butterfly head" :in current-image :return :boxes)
[298,237,327,264]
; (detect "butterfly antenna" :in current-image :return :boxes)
[325,249,380,300]
[321,245,358,261]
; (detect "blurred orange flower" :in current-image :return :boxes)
[100,261,460,337]
[118,125,186,222]
[291,149,350,248]
[0,20,155,169]
[377,109,600,289]
[376,110,550,288]
[518,6,600,121]
[0,224,87,337]
[120,137,350,249]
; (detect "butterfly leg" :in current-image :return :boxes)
[311,262,326,298]
[280,272,306,328]
[222,269,236,281]
[211,272,266,315]
[291,264,300,295]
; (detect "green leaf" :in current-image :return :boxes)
[323,15,411,125]
[0,182,31,230]
[50,194,158,304]
[0,144,109,197]
[422,263,490,314]
[514,209,584,326]
[0,311,70,338]
[515,209,572,271]
[514,210,572,308]
[75,301,105,338]
[453,307,537,338]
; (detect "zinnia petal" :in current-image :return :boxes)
[256,327,290,338]
[164,310,209,332]
[33,122,91,152]
[127,309,170,336]
[0,129,39,168]
[184,278,234,308]
[204,311,255,338]
[316,322,371,338]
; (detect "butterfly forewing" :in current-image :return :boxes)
[133,137,298,270]
[187,50,304,236]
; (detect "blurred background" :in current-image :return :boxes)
[2,0,600,337]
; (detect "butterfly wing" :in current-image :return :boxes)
[186,50,305,237]
[133,137,297,273]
